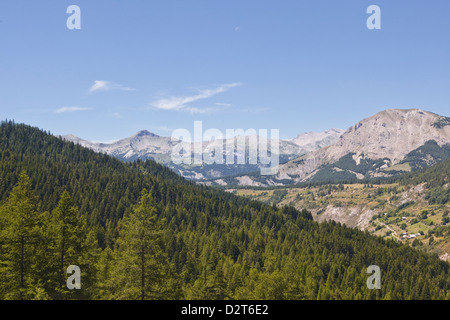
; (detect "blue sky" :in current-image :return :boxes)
[0,0,449,141]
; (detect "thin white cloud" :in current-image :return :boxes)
[185,103,232,114]
[151,83,241,113]
[234,26,241,32]
[88,80,135,93]
[215,102,232,107]
[55,106,92,114]
[184,106,222,114]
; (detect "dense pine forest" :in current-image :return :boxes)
[0,121,449,300]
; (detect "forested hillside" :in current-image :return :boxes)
[0,121,187,246]
[0,121,449,300]
[399,158,450,187]
[399,158,450,205]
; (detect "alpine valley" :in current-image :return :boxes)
[61,109,450,262]
[0,108,449,300]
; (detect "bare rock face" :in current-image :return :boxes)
[331,109,450,163]
[312,205,376,230]
[275,109,450,183]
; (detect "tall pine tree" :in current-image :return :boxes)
[0,172,43,299]
[44,190,98,299]
[106,189,180,300]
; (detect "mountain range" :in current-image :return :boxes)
[207,109,450,186]
[62,128,344,180]
[62,108,450,186]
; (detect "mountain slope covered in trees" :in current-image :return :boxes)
[0,121,449,300]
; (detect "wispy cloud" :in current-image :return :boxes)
[150,83,241,113]
[215,102,232,107]
[88,80,135,94]
[183,106,228,114]
[234,26,241,32]
[55,106,92,114]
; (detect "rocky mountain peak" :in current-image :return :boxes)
[133,130,158,138]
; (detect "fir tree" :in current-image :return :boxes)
[108,190,180,300]
[0,172,43,299]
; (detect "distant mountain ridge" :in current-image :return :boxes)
[62,128,344,180]
[63,130,177,160]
